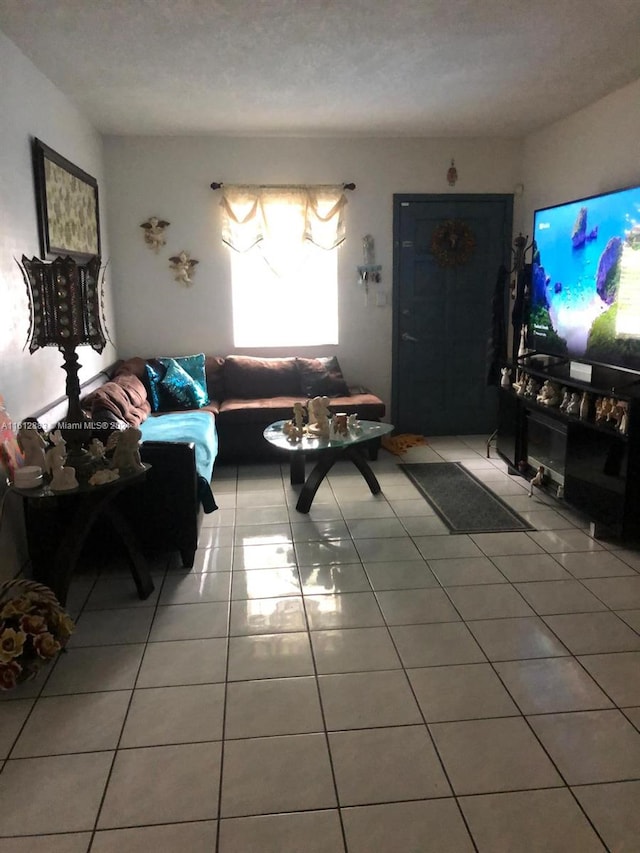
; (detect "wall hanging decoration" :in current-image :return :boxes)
[140,216,170,253]
[430,219,476,267]
[446,158,458,186]
[32,138,100,262]
[169,251,199,286]
[357,234,383,305]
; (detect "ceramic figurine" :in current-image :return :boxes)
[89,438,106,461]
[140,216,170,253]
[618,402,629,435]
[566,392,581,416]
[529,465,544,496]
[293,402,306,431]
[347,414,361,432]
[110,427,145,475]
[518,326,528,358]
[559,388,570,412]
[537,380,560,407]
[500,367,511,389]
[307,396,331,437]
[169,251,199,286]
[579,392,590,421]
[16,426,47,470]
[45,430,78,491]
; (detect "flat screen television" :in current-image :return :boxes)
[528,183,640,373]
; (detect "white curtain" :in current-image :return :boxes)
[220,184,347,277]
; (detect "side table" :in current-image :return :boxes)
[13,465,155,607]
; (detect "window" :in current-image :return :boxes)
[221,185,347,348]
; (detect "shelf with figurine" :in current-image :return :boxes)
[500,361,632,440]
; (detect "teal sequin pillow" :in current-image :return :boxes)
[160,358,209,409]
[144,362,166,412]
[158,354,209,404]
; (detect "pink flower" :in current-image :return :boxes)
[0,660,22,690]
[33,632,61,660]
[20,614,48,635]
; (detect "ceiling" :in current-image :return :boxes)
[1,0,639,138]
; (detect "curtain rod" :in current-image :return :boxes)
[210,181,356,191]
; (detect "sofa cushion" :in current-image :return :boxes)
[217,397,304,425]
[161,358,210,408]
[223,356,300,399]
[205,356,226,402]
[159,354,208,402]
[296,356,350,397]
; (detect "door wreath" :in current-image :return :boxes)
[431,219,476,267]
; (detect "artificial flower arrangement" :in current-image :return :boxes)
[0,579,74,690]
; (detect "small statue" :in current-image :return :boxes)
[307,396,331,438]
[293,402,306,431]
[89,438,106,462]
[347,414,361,432]
[618,402,629,435]
[168,251,199,286]
[529,465,545,496]
[512,370,525,395]
[45,430,78,491]
[518,326,528,358]
[595,397,612,425]
[559,388,571,412]
[140,216,170,253]
[16,425,47,470]
[566,392,581,416]
[536,380,561,407]
[579,392,590,421]
[500,367,511,389]
[110,427,145,475]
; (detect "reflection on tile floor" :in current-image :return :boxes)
[1,435,640,851]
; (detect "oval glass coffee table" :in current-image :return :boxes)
[263,420,394,513]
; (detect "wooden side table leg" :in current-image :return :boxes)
[103,506,155,600]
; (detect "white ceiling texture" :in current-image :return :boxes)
[1,0,639,138]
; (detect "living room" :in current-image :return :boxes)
[1,3,640,850]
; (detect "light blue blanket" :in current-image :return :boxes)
[139,410,218,482]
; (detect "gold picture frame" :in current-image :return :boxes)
[32,138,101,261]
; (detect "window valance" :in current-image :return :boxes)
[220,184,348,255]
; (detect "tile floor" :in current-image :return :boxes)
[1,435,640,851]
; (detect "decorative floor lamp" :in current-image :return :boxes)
[19,254,106,478]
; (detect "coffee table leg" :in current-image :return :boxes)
[290,453,305,485]
[296,451,338,513]
[346,448,382,494]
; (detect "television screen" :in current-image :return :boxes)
[529,184,640,372]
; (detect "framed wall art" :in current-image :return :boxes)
[32,138,101,261]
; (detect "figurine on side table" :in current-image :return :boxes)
[110,427,145,475]
[45,430,78,491]
[17,426,47,470]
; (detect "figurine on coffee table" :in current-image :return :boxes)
[17,425,47,470]
[307,396,331,438]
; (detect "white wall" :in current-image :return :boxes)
[104,135,523,409]
[520,78,640,236]
[0,32,117,580]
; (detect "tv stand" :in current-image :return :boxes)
[496,359,640,541]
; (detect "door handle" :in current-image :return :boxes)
[401,332,419,342]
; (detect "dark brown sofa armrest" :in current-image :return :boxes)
[116,440,202,568]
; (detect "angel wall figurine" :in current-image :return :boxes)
[169,251,199,286]
[140,217,170,253]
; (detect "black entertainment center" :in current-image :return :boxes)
[496,182,640,540]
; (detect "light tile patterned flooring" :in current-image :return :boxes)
[1,435,640,851]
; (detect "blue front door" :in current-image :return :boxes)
[392,194,513,435]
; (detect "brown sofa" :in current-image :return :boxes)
[111,354,386,463]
